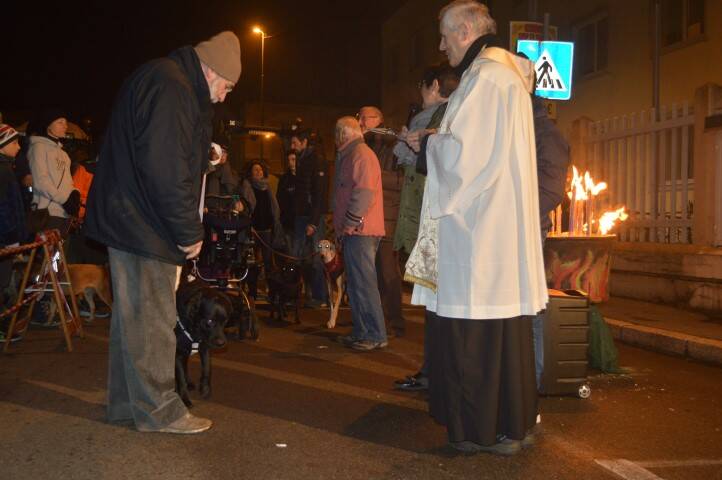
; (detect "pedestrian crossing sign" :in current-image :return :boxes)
[517,40,574,101]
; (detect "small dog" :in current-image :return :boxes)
[175,277,232,407]
[51,264,113,323]
[266,261,302,323]
[317,240,345,329]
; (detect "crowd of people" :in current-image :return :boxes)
[1,0,572,456]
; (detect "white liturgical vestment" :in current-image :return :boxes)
[408,47,549,319]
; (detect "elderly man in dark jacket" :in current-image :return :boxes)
[86,32,241,434]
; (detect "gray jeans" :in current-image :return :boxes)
[106,248,187,429]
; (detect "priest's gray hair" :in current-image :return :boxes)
[439,0,497,36]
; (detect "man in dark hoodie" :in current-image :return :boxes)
[85,32,241,434]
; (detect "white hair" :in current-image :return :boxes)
[335,116,362,145]
[439,0,497,36]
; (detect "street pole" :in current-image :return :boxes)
[653,0,661,120]
[253,26,268,161]
[260,32,265,128]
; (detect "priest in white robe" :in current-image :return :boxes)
[406,0,548,455]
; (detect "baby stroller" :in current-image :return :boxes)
[191,194,260,340]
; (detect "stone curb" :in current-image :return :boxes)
[605,317,722,367]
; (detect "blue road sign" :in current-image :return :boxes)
[517,40,574,101]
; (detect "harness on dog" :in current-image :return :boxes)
[176,315,200,356]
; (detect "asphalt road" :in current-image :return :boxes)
[1,305,721,480]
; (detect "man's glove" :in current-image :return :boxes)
[62,190,81,217]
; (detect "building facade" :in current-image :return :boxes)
[382,0,721,136]
[382,0,722,310]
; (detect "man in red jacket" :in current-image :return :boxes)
[332,117,387,351]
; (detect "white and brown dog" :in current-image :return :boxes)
[317,239,345,329]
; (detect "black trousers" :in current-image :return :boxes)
[375,239,405,332]
[428,312,538,445]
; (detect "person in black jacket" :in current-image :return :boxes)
[289,130,328,307]
[276,151,297,248]
[531,94,571,390]
[85,31,241,435]
[0,124,26,316]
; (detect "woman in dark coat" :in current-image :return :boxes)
[239,161,283,299]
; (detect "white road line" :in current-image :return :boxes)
[595,460,663,480]
[23,379,106,405]
[636,459,722,468]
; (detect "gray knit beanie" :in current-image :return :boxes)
[194,31,242,83]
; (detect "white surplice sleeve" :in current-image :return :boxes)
[425,74,511,220]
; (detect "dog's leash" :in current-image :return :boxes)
[176,316,199,355]
[250,228,317,262]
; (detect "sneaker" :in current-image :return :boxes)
[521,432,536,448]
[0,331,23,343]
[137,413,212,434]
[350,339,388,351]
[79,306,111,319]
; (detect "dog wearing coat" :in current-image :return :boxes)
[316,239,346,329]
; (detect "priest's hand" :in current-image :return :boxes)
[407,129,437,153]
[397,126,409,142]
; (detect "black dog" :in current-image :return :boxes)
[175,277,232,407]
[266,261,303,323]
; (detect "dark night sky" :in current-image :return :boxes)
[2,0,404,131]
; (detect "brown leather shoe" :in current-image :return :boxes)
[137,413,212,434]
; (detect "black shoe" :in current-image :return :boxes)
[394,374,428,391]
[450,438,521,456]
[336,335,360,347]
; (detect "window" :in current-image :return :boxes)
[574,14,609,77]
[660,0,704,48]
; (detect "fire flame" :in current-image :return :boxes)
[598,207,629,235]
[560,166,628,236]
[584,171,607,196]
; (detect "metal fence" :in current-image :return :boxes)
[585,103,695,243]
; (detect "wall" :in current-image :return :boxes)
[382,0,722,136]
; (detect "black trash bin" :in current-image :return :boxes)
[540,289,591,399]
